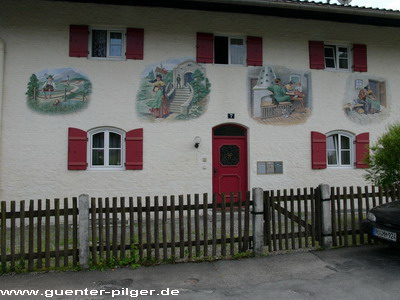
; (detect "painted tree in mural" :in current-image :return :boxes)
[191,69,211,104]
[26,74,39,100]
[82,81,92,101]
[148,70,155,81]
[365,123,400,186]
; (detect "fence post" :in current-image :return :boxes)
[252,187,264,257]
[319,184,332,249]
[78,194,90,269]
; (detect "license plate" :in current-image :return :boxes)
[373,227,397,242]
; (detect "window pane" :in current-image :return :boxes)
[109,150,121,166]
[328,151,338,165]
[230,38,244,65]
[214,36,229,64]
[338,47,348,58]
[341,135,350,150]
[214,125,246,136]
[92,150,104,165]
[110,32,122,44]
[92,30,107,57]
[325,58,335,68]
[324,47,335,58]
[341,150,351,165]
[327,135,338,151]
[110,45,122,57]
[109,132,121,148]
[110,32,122,56]
[92,132,104,148]
[339,59,348,69]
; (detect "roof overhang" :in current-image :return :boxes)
[46,0,400,28]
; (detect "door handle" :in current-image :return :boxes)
[213,167,217,176]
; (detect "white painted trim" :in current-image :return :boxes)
[324,44,351,71]
[326,131,355,168]
[87,127,125,170]
[213,35,246,66]
[88,27,126,60]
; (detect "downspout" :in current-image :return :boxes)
[0,38,5,201]
[0,39,4,127]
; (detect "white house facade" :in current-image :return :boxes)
[1,0,400,201]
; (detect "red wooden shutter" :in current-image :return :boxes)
[196,32,214,63]
[126,28,144,60]
[68,128,87,170]
[247,36,263,66]
[69,25,89,57]
[355,132,369,168]
[309,41,325,70]
[311,131,327,169]
[353,44,367,72]
[125,128,143,170]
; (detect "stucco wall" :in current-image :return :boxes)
[0,0,399,201]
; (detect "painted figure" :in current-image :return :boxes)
[42,75,55,99]
[148,75,170,118]
[293,82,304,98]
[267,78,292,103]
[176,74,182,89]
[357,86,370,114]
[366,90,380,114]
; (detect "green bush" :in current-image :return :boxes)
[364,123,400,187]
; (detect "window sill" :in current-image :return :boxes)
[89,57,126,61]
[327,166,354,169]
[324,68,352,73]
[87,167,125,171]
[212,63,246,67]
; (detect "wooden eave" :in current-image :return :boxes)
[46,0,400,28]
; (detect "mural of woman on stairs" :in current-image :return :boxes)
[136,57,211,121]
[148,74,170,118]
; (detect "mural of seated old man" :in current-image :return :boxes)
[249,65,311,124]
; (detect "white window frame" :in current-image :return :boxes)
[89,28,126,60]
[326,131,355,168]
[214,35,246,66]
[324,44,351,71]
[88,127,125,170]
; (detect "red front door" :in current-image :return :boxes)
[212,124,248,203]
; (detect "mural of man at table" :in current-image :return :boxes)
[136,58,211,121]
[343,76,388,124]
[248,65,312,124]
[26,68,92,114]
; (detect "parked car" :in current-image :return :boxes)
[362,200,400,247]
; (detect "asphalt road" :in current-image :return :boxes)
[1,245,399,299]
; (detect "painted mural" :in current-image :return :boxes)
[343,76,388,124]
[248,65,312,125]
[136,58,211,120]
[26,68,92,114]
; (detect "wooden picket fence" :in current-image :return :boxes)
[330,185,399,247]
[0,198,79,273]
[0,192,252,273]
[88,193,251,266]
[263,187,320,252]
[1,185,399,273]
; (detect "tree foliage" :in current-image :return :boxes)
[26,74,39,100]
[364,123,400,187]
[191,69,210,104]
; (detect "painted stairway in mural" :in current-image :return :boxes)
[169,85,194,114]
